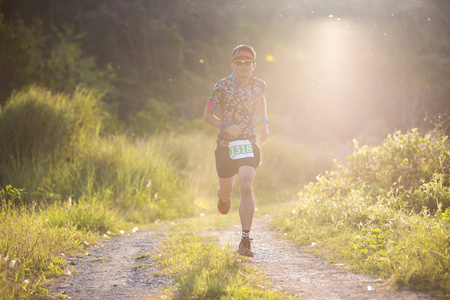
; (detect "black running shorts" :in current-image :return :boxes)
[215,144,261,178]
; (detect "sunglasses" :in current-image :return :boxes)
[233,60,254,66]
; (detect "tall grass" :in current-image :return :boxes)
[272,127,450,298]
[0,195,92,299]
[0,86,103,163]
[0,86,195,222]
[0,86,104,204]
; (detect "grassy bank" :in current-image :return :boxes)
[0,204,92,298]
[272,128,450,299]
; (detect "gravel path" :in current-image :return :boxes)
[214,214,434,300]
[50,215,434,299]
[49,226,171,299]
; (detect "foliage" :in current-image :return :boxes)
[0,188,93,299]
[0,185,26,207]
[350,127,447,213]
[2,0,449,141]
[0,86,106,206]
[0,15,111,103]
[46,198,119,234]
[272,127,450,298]
[0,86,104,164]
[0,87,194,222]
[42,25,114,94]
[0,14,44,101]
[156,230,287,299]
[346,128,450,211]
[127,98,171,136]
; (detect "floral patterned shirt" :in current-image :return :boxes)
[207,73,266,147]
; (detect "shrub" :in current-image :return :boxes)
[0,86,104,164]
[301,128,450,215]
[273,126,450,297]
[345,128,450,211]
[0,86,105,205]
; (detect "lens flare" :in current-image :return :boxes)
[265,54,275,62]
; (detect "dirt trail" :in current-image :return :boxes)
[50,215,434,299]
[49,226,171,299]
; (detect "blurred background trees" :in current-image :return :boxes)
[1,0,449,143]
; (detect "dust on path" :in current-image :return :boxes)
[214,214,434,300]
[49,225,171,300]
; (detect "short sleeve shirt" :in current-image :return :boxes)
[207,73,266,147]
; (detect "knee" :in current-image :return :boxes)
[240,178,254,194]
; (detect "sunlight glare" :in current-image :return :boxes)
[193,197,210,210]
[299,18,370,138]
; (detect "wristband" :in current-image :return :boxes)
[261,117,269,123]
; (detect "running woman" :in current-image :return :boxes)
[203,45,270,257]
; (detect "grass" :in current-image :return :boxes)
[132,263,152,269]
[89,257,111,262]
[135,253,153,260]
[155,229,289,299]
[272,128,450,299]
[0,86,196,223]
[151,204,294,299]
[0,204,94,299]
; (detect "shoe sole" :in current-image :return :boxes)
[217,189,230,215]
[218,199,230,214]
[237,249,254,257]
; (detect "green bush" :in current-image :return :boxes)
[300,128,450,214]
[273,127,450,297]
[345,128,450,211]
[0,86,104,163]
[46,198,119,234]
[0,86,105,205]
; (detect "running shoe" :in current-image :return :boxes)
[217,189,230,215]
[237,237,254,257]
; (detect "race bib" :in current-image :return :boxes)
[228,140,254,160]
